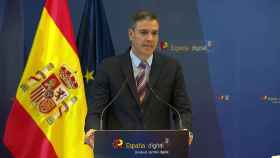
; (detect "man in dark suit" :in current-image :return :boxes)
[85,10,193,146]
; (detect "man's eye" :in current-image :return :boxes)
[139,31,148,35]
[152,32,158,36]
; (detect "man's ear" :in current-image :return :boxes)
[128,28,133,41]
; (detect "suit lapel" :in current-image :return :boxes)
[148,53,164,89]
[120,52,141,105]
[142,53,164,105]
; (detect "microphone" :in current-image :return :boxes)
[99,77,128,130]
[147,83,183,129]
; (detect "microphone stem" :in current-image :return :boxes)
[99,77,128,130]
[148,84,183,129]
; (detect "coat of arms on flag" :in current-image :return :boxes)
[19,63,79,125]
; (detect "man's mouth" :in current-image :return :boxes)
[143,45,153,48]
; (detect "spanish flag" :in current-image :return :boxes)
[3,0,92,157]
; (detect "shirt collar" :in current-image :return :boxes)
[130,49,153,68]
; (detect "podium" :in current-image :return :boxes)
[94,130,189,158]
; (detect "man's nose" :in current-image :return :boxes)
[146,33,154,41]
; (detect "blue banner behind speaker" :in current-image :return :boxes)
[197,0,280,157]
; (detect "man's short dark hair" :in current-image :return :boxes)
[130,10,159,29]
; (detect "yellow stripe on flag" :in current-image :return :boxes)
[16,8,92,157]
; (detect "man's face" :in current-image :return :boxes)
[129,19,159,59]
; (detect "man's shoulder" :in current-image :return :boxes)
[99,52,128,70]
[155,53,180,66]
[102,53,127,63]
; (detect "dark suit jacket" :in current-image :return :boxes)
[85,50,192,130]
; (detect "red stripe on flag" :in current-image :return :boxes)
[45,0,78,53]
[3,99,57,158]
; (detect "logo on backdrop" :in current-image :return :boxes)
[260,96,280,104]
[159,40,215,53]
[19,63,79,125]
[216,94,231,102]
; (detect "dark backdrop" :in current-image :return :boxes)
[1,0,280,158]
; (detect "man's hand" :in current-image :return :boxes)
[188,131,193,145]
[182,129,193,145]
[85,129,95,148]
